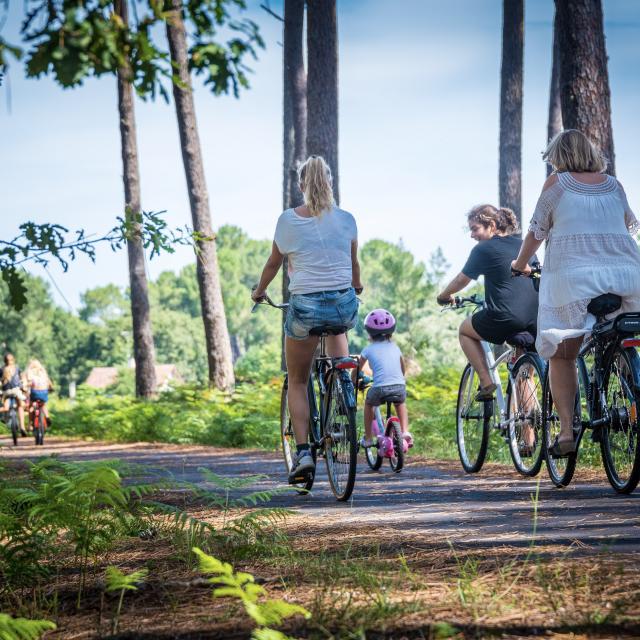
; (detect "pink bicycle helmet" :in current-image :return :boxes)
[364,308,396,336]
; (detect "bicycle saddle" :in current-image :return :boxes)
[309,325,348,336]
[505,331,536,350]
[587,293,622,319]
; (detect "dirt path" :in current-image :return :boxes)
[2,435,638,555]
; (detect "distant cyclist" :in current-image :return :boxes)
[1,353,27,436]
[251,156,363,483]
[436,206,539,400]
[25,359,53,426]
[358,309,411,449]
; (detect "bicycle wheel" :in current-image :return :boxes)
[365,409,383,470]
[507,354,545,476]
[280,377,315,493]
[456,364,490,473]
[324,372,358,501]
[600,345,640,494]
[387,417,404,473]
[542,372,578,488]
[9,412,18,446]
[34,411,45,446]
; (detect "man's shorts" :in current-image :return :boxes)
[284,287,359,340]
[365,384,407,406]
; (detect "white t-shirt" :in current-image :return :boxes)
[274,206,357,294]
[361,341,405,388]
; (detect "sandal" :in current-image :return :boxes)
[548,436,577,459]
[475,383,497,401]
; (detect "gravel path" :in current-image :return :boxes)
[1,435,638,554]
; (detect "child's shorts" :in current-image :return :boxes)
[366,384,406,406]
[30,389,49,403]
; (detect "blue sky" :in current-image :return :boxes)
[1,0,639,310]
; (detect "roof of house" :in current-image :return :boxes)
[84,364,184,389]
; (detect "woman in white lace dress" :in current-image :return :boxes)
[512,129,640,456]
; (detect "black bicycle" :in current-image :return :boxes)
[444,294,546,476]
[253,294,359,501]
[3,396,20,446]
[542,293,640,493]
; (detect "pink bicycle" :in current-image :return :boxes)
[358,376,407,472]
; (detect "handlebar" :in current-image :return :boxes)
[251,289,289,313]
[511,261,542,278]
[440,293,484,311]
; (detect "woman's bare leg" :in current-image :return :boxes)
[285,336,320,445]
[549,337,583,442]
[459,317,492,388]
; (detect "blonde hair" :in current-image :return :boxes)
[2,353,16,385]
[298,156,334,216]
[26,359,50,386]
[543,129,607,173]
[467,204,519,236]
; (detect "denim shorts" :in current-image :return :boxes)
[285,287,359,340]
[30,389,49,403]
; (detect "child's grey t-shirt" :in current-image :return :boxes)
[361,341,405,388]
[274,206,357,294]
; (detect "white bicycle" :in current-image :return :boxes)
[445,295,547,476]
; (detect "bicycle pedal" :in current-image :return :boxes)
[288,470,313,485]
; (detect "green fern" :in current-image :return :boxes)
[105,567,148,635]
[0,612,56,640]
[193,547,309,638]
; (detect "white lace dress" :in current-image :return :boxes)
[529,172,640,359]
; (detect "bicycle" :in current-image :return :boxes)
[358,376,405,473]
[3,396,21,446]
[30,398,48,446]
[252,293,359,501]
[542,293,640,493]
[444,294,547,476]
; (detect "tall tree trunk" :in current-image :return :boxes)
[306,0,339,203]
[547,6,563,177]
[555,0,615,175]
[499,0,524,229]
[281,0,307,370]
[115,0,157,398]
[166,0,235,390]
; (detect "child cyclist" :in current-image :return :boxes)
[358,309,412,449]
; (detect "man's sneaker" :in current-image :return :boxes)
[288,450,315,484]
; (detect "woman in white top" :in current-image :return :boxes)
[252,156,363,481]
[512,129,640,456]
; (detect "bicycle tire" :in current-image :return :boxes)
[542,371,578,488]
[10,411,18,446]
[34,411,45,446]
[387,417,404,473]
[324,371,358,501]
[456,364,490,473]
[507,354,546,477]
[280,377,315,493]
[365,410,383,470]
[600,345,640,494]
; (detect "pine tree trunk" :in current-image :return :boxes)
[499,0,524,229]
[281,0,307,370]
[306,0,339,204]
[555,0,615,175]
[547,6,563,177]
[166,0,235,390]
[115,0,157,398]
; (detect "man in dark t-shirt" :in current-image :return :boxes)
[436,205,539,400]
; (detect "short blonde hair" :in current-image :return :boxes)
[298,156,334,217]
[543,129,607,173]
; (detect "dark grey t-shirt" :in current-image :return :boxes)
[462,235,538,325]
[1,366,22,391]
